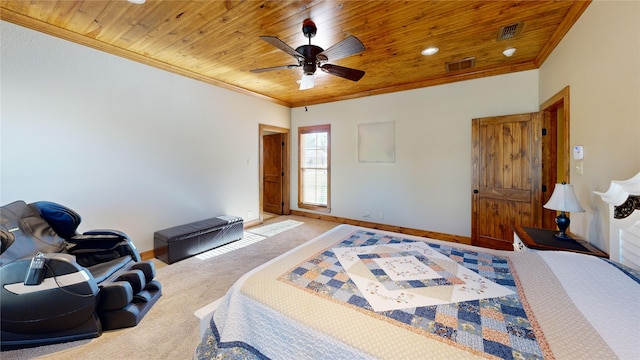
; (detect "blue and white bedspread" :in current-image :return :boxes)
[195,225,640,360]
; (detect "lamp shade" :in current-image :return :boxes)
[543,183,585,212]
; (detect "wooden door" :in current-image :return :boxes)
[263,133,283,215]
[471,112,543,250]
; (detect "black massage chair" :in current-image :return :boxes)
[0,200,162,350]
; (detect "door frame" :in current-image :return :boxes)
[540,86,571,229]
[259,124,290,223]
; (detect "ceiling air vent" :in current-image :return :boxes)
[497,22,523,41]
[445,57,475,73]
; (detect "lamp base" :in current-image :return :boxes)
[553,231,575,241]
[553,212,574,241]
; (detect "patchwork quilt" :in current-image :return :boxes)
[281,230,544,359]
[196,225,639,360]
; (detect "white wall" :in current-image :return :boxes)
[291,71,539,237]
[539,0,640,253]
[0,21,290,253]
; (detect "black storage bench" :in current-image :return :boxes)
[154,215,243,264]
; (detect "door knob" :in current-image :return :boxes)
[473,189,479,194]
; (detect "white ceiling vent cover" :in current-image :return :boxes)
[497,22,523,41]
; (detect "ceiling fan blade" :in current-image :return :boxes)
[320,64,365,82]
[250,64,300,73]
[316,35,365,62]
[259,36,305,61]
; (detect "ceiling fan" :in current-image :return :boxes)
[250,19,366,90]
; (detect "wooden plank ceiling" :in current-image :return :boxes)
[0,0,590,108]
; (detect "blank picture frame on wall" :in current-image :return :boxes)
[358,121,395,163]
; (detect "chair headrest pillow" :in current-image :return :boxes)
[31,201,81,240]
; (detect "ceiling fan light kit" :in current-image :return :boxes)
[299,74,315,90]
[251,19,366,90]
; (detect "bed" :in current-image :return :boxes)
[593,171,640,270]
[195,174,640,360]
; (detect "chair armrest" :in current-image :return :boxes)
[68,229,130,243]
[0,253,99,335]
[68,230,141,262]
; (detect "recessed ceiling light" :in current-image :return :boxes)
[421,47,439,56]
[127,0,146,4]
[503,48,516,57]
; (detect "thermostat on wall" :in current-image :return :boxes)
[573,145,584,160]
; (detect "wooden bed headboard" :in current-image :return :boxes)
[594,172,640,270]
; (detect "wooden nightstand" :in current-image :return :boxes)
[512,224,608,258]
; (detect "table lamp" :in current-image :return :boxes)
[543,182,585,240]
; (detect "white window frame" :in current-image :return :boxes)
[298,124,331,213]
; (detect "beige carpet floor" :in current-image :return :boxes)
[2,215,338,360]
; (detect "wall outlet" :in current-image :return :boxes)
[247,211,252,219]
[378,212,384,220]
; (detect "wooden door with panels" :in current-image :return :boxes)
[263,133,284,215]
[471,112,544,250]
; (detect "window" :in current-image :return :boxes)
[298,125,330,212]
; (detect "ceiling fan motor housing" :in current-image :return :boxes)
[296,44,324,75]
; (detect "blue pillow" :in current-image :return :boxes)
[32,201,81,239]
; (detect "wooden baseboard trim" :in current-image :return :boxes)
[139,212,471,261]
[243,218,262,229]
[140,249,155,261]
[290,210,471,245]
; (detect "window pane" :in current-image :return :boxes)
[301,133,328,170]
[302,169,327,205]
